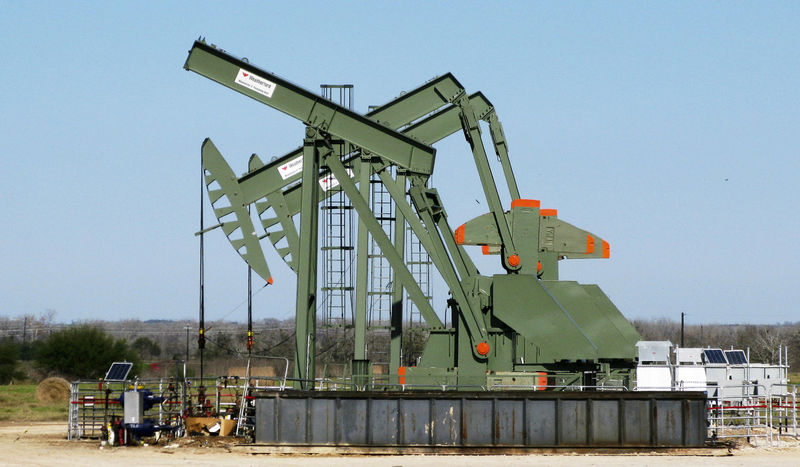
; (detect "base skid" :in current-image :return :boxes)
[253,390,707,448]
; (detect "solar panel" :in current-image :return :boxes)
[703,349,727,364]
[104,362,133,381]
[725,350,748,365]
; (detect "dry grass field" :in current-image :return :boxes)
[0,384,68,422]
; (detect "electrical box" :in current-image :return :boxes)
[676,348,703,365]
[123,391,144,424]
[636,341,672,364]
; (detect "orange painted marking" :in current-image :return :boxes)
[482,245,491,255]
[267,277,274,285]
[537,261,542,272]
[508,254,520,267]
[539,209,558,217]
[602,240,610,258]
[511,199,541,209]
[476,342,490,356]
[454,224,465,244]
[535,372,547,390]
[585,235,595,254]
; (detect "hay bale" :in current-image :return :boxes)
[35,377,70,403]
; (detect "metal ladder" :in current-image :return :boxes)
[406,217,432,326]
[320,84,355,331]
[68,382,80,440]
[235,357,252,437]
[367,171,395,326]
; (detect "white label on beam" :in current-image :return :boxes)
[277,155,303,180]
[319,168,355,191]
[235,68,276,98]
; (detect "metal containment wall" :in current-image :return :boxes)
[254,391,707,448]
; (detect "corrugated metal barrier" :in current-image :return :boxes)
[254,390,707,448]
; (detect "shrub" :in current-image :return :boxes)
[34,326,138,380]
[0,338,25,383]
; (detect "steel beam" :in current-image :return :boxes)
[354,156,370,361]
[294,129,323,389]
[185,41,436,176]
[390,170,406,373]
[324,155,444,328]
[454,94,518,268]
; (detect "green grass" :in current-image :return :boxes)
[0,384,69,422]
[789,373,800,384]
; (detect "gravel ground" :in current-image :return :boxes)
[3,422,800,467]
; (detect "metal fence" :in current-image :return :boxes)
[68,375,286,440]
[69,378,184,440]
[682,382,800,446]
[68,373,800,447]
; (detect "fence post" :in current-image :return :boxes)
[793,386,797,437]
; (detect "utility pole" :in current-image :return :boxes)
[680,312,685,347]
[185,325,190,363]
[183,324,189,417]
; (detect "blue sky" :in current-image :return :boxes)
[1,2,797,325]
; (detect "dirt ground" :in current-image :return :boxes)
[3,422,800,467]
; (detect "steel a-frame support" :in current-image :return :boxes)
[352,152,371,385]
[323,154,444,331]
[390,170,406,375]
[294,128,326,389]
[374,168,487,360]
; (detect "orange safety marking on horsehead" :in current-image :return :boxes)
[476,342,490,356]
[539,209,558,217]
[482,245,491,255]
[508,254,520,267]
[454,224,465,244]
[585,235,595,254]
[511,199,541,209]
[602,240,610,258]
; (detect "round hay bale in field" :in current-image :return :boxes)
[35,377,71,403]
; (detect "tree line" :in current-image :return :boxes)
[632,318,799,367]
[1,314,799,384]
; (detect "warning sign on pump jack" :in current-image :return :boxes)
[235,68,276,98]
[277,155,303,180]
[319,168,355,192]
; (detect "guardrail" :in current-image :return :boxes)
[706,383,772,445]
[671,381,800,446]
